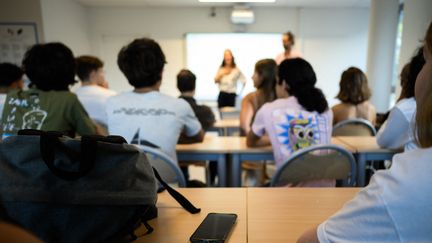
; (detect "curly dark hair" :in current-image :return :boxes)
[117,38,166,88]
[75,55,104,82]
[22,42,76,91]
[278,58,328,113]
[0,63,23,87]
[398,46,425,101]
[336,67,371,105]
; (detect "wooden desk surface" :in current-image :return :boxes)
[335,136,395,153]
[177,136,352,154]
[247,188,360,243]
[136,188,247,243]
[213,118,240,128]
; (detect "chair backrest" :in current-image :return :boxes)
[332,118,376,136]
[219,106,240,120]
[270,144,357,187]
[134,145,187,187]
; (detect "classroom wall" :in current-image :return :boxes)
[40,0,91,56]
[86,6,369,105]
[0,0,45,43]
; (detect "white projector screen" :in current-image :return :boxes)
[185,33,283,102]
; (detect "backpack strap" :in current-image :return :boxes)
[152,168,201,214]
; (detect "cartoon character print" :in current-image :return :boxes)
[21,95,47,130]
[276,112,320,154]
[288,118,315,151]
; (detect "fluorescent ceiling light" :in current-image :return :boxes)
[199,0,275,2]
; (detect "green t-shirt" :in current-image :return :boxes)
[1,88,96,138]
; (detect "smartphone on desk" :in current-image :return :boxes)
[190,213,237,243]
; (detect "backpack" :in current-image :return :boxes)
[0,130,200,242]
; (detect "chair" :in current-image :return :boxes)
[270,144,357,187]
[332,118,377,136]
[134,144,187,187]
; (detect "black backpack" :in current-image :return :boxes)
[0,130,200,242]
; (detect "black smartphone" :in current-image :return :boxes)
[190,213,237,243]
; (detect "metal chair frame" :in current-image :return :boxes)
[333,118,377,136]
[134,144,187,187]
[270,144,357,187]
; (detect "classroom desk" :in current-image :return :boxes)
[336,136,401,186]
[177,135,234,187]
[135,188,359,243]
[177,136,352,187]
[210,118,240,136]
[247,188,360,243]
[136,188,247,243]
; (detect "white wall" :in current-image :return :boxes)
[40,0,91,56]
[86,6,369,105]
[299,8,369,106]
[0,0,44,43]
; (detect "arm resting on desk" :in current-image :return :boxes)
[246,131,270,147]
[178,130,205,144]
[297,226,319,243]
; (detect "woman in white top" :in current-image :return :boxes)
[377,47,425,150]
[214,49,246,108]
[298,21,432,243]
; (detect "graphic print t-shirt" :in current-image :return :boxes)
[1,89,96,138]
[252,97,333,168]
[106,91,202,161]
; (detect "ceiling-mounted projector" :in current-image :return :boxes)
[231,6,254,24]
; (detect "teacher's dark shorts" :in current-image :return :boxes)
[217,91,236,108]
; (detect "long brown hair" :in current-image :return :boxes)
[336,67,371,105]
[255,59,277,106]
[416,22,432,148]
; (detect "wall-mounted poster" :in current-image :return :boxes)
[0,23,38,65]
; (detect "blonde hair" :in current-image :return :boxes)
[416,22,432,148]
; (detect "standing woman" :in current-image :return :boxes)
[214,49,246,108]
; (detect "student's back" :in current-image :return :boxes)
[1,43,96,138]
[107,91,201,160]
[75,55,116,125]
[332,101,375,124]
[106,38,203,161]
[332,67,376,125]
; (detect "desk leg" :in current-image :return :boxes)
[217,154,227,187]
[231,154,242,187]
[355,153,366,187]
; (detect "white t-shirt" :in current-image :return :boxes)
[75,85,116,125]
[275,49,302,65]
[106,91,202,161]
[318,147,432,242]
[216,67,247,94]
[376,97,418,151]
[251,97,333,168]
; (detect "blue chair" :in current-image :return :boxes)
[134,145,187,187]
[332,118,376,136]
[271,144,357,187]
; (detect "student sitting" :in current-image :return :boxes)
[298,22,432,243]
[332,67,376,125]
[75,55,116,126]
[240,59,277,186]
[247,58,333,171]
[177,69,215,131]
[0,63,24,116]
[106,38,204,161]
[376,47,425,150]
[1,43,96,138]
[240,59,277,135]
